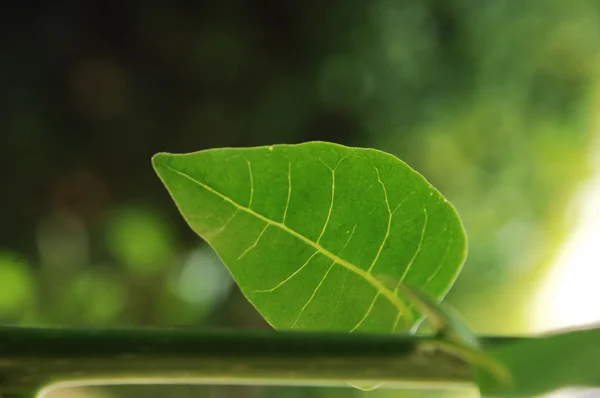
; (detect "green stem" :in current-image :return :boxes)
[0,326,519,397]
[2,394,38,398]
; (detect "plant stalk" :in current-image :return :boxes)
[0,326,520,396]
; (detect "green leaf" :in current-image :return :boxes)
[478,326,600,397]
[152,142,467,332]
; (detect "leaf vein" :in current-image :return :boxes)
[350,292,380,333]
[237,223,270,259]
[204,209,239,239]
[317,158,335,244]
[368,166,391,273]
[423,234,453,290]
[395,207,429,290]
[391,207,429,330]
[392,191,417,215]
[282,162,292,223]
[244,157,254,208]
[292,260,336,328]
[254,250,320,293]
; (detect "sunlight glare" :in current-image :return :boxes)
[532,136,600,331]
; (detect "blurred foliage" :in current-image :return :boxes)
[0,251,35,316]
[2,0,600,397]
[106,205,175,276]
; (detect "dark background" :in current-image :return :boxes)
[2,1,600,397]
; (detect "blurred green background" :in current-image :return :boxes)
[2,1,600,397]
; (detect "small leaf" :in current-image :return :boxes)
[383,280,511,388]
[152,142,466,332]
[394,282,479,349]
[478,326,600,397]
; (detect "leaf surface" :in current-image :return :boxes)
[152,142,467,332]
[478,326,600,397]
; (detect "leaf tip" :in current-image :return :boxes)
[151,152,170,168]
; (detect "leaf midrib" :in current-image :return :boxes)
[158,163,411,319]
